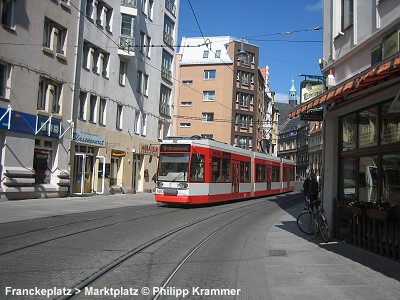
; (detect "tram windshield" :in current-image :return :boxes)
[157,154,190,182]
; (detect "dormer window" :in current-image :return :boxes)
[203,50,209,58]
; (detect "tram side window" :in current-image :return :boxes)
[190,154,205,182]
[240,161,250,182]
[212,157,230,182]
[272,166,280,182]
[256,164,266,182]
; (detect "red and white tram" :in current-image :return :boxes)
[155,137,295,205]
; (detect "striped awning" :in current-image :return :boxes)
[289,53,400,119]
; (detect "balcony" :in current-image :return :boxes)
[165,0,176,16]
[159,103,171,116]
[118,35,135,59]
[161,67,172,82]
[163,32,174,47]
[121,0,137,8]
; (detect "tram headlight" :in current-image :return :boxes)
[156,182,163,188]
[178,183,188,189]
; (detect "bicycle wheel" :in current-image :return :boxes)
[297,211,317,235]
[318,215,330,242]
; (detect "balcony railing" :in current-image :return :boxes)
[121,0,137,8]
[161,67,172,82]
[159,103,171,116]
[119,35,135,52]
[165,0,176,16]
[163,32,174,47]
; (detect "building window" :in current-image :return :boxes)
[0,63,9,98]
[215,50,221,58]
[204,70,216,80]
[240,115,249,129]
[180,123,191,127]
[121,13,135,38]
[89,94,97,123]
[181,102,192,106]
[116,104,123,130]
[148,0,153,20]
[43,19,67,56]
[202,113,214,123]
[203,91,215,101]
[143,74,149,96]
[85,0,94,20]
[82,42,90,69]
[98,97,106,125]
[161,50,172,81]
[140,31,145,53]
[37,78,62,114]
[134,111,141,134]
[241,72,249,85]
[341,0,353,30]
[78,91,87,120]
[1,0,15,28]
[183,80,192,85]
[163,15,174,46]
[145,35,151,57]
[240,94,249,107]
[137,71,143,93]
[119,60,127,86]
[203,50,209,58]
[141,113,147,136]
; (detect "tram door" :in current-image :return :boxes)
[267,166,272,190]
[232,161,239,194]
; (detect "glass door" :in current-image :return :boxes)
[73,153,85,195]
[232,161,239,193]
[92,156,105,194]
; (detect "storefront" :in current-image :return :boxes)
[289,53,400,260]
[71,129,106,195]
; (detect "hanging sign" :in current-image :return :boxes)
[300,109,324,121]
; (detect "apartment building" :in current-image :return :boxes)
[173,37,260,150]
[0,0,179,200]
[0,0,77,200]
[289,0,400,259]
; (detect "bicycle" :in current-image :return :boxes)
[297,199,330,242]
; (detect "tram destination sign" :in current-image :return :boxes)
[300,109,323,121]
[160,144,191,152]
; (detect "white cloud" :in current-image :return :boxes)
[274,93,289,103]
[305,1,322,12]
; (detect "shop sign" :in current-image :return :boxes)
[0,107,61,139]
[300,80,325,104]
[300,109,324,121]
[140,143,159,155]
[72,129,106,147]
[383,29,399,59]
[111,150,126,157]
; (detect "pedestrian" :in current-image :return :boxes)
[307,172,320,209]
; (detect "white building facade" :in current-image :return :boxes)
[0,0,179,200]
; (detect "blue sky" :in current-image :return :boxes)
[177,0,323,103]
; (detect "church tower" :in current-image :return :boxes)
[289,78,297,107]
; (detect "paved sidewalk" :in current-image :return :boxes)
[265,203,400,299]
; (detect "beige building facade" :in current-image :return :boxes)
[173,37,260,150]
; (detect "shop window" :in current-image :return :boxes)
[382,154,400,205]
[358,107,378,148]
[190,154,204,182]
[358,156,378,202]
[340,113,356,151]
[381,99,400,145]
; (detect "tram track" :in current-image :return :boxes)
[55,195,300,300]
[0,208,183,256]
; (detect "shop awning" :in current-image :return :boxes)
[289,53,400,119]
